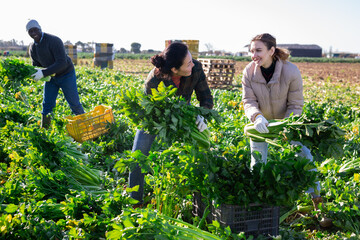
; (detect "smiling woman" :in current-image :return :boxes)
[243,33,299,129]
[242,33,303,167]
[128,41,214,206]
[242,33,333,228]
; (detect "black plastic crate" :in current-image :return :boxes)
[213,203,280,238]
[193,192,280,239]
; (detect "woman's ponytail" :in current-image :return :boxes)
[274,47,290,61]
[151,54,166,69]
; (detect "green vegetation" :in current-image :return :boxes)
[245,115,346,160]
[118,82,222,149]
[0,59,359,239]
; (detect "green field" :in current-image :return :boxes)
[1,57,360,239]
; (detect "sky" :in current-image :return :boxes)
[1,0,360,54]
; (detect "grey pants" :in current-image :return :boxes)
[250,139,320,195]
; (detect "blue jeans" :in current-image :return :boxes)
[42,70,85,116]
[129,129,156,203]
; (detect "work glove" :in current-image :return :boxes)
[254,114,269,133]
[196,115,207,132]
[31,68,44,81]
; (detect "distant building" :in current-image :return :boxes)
[243,43,322,58]
[277,44,322,58]
[332,52,358,58]
[234,52,249,57]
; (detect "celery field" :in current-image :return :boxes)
[1,57,360,239]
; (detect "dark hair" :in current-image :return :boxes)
[251,33,290,61]
[151,42,188,76]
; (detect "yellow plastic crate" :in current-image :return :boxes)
[66,105,115,143]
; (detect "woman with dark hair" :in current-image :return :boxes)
[129,42,213,206]
[242,33,331,227]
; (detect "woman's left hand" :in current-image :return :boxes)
[196,115,207,132]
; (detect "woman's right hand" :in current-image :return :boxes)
[254,115,269,133]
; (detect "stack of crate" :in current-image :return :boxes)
[199,58,235,90]
[65,44,77,65]
[165,40,199,59]
[93,43,114,69]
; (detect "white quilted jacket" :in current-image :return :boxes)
[242,59,304,122]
